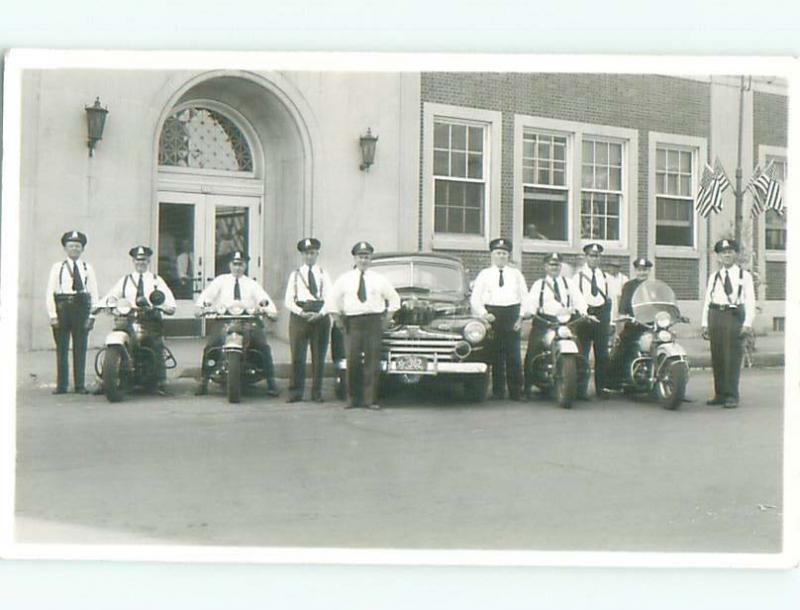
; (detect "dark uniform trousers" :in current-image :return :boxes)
[708,305,745,401]
[523,314,556,392]
[52,293,91,391]
[486,304,522,399]
[577,302,611,395]
[606,322,644,389]
[136,316,167,385]
[343,313,383,407]
[289,312,331,400]
[202,322,277,389]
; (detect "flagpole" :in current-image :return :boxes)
[734,75,745,244]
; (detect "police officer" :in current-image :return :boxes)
[524,252,589,397]
[701,239,756,408]
[103,246,177,395]
[195,250,280,397]
[284,237,333,403]
[606,257,653,390]
[45,230,100,394]
[326,241,401,410]
[470,238,529,401]
[573,243,613,399]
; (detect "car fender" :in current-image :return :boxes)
[555,339,579,355]
[223,332,245,351]
[657,342,687,359]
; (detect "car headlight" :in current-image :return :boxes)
[229,303,245,316]
[657,330,673,342]
[638,332,654,352]
[655,311,672,329]
[463,320,487,344]
[216,303,228,315]
[557,326,572,339]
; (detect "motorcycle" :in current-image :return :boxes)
[610,279,690,410]
[525,307,586,409]
[199,301,276,403]
[94,291,177,402]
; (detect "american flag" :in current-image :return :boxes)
[695,159,730,217]
[747,160,785,217]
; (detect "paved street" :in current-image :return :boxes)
[14,369,783,553]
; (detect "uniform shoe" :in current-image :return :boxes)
[156,384,171,397]
[286,396,303,403]
[724,398,739,409]
[74,387,89,395]
[313,396,324,403]
[706,397,725,405]
[367,402,382,410]
[266,384,280,397]
[194,382,208,396]
[596,389,610,400]
[52,388,67,395]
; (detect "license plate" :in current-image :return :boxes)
[395,355,427,372]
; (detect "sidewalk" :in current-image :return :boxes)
[18,332,785,390]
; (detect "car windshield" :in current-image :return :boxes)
[372,260,464,293]
[631,279,682,324]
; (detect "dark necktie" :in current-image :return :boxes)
[498,269,505,287]
[136,274,145,298]
[591,269,599,297]
[724,270,733,296]
[234,277,242,300]
[72,262,84,292]
[553,278,562,304]
[357,271,367,302]
[308,268,318,298]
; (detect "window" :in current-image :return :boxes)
[433,121,486,235]
[765,155,787,251]
[522,132,569,241]
[655,146,695,247]
[581,139,623,241]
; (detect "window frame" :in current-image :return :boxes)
[422,103,502,252]
[654,143,699,250]
[759,146,787,261]
[513,115,638,255]
[649,132,708,260]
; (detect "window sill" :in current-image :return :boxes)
[655,246,700,259]
[432,234,488,252]
[765,251,787,263]
[522,239,631,257]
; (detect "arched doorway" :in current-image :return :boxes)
[154,74,312,337]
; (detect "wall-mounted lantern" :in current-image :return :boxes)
[85,97,109,157]
[359,128,378,171]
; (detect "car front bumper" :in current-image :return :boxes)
[335,359,488,375]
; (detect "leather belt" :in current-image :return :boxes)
[709,303,741,311]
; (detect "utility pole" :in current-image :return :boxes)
[734,75,745,244]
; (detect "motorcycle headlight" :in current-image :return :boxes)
[106,296,118,308]
[657,330,673,342]
[557,326,572,339]
[556,312,572,324]
[115,299,132,316]
[463,320,487,344]
[655,311,672,329]
[229,303,245,316]
[638,332,654,352]
[216,303,228,315]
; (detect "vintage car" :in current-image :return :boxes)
[334,252,493,401]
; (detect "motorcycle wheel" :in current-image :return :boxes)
[655,359,688,410]
[226,351,243,404]
[103,346,127,403]
[463,372,489,402]
[554,355,578,409]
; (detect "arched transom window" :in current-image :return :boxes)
[159,106,254,172]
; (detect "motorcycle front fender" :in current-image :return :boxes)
[105,331,130,347]
[657,342,687,359]
[223,332,245,351]
[554,339,579,355]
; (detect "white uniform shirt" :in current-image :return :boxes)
[196,274,277,315]
[283,264,334,316]
[528,275,588,317]
[326,268,401,316]
[45,258,100,319]
[701,264,756,327]
[573,264,614,311]
[103,271,177,310]
[470,264,530,317]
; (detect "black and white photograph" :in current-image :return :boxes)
[1,51,797,567]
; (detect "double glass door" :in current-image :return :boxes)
[157,191,261,326]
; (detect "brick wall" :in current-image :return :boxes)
[753,91,788,300]
[655,257,699,300]
[765,260,786,301]
[420,73,710,298]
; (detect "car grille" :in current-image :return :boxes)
[383,336,459,362]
